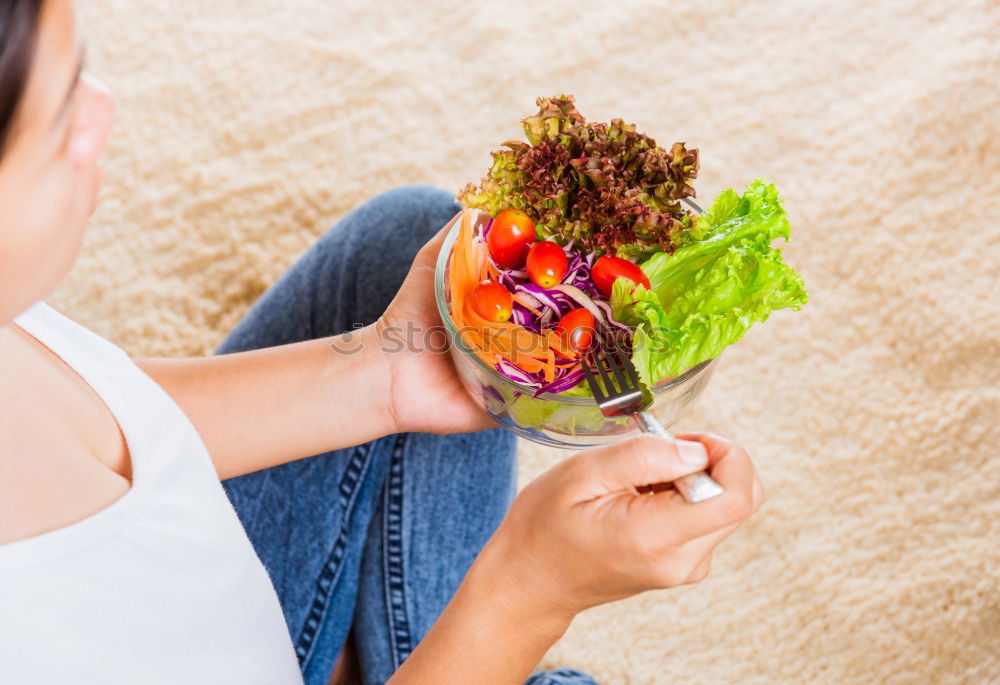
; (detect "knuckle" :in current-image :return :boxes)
[628,525,686,566]
[720,490,754,521]
[623,434,663,459]
[626,437,664,471]
[543,461,585,502]
[564,449,599,483]
[685,559,712,585]
[628,529,664,562]
[700,431,735,451]
[684,554,712,585]
[563,446,594,472]
[651,568,686,589]
[688,569,709,585]
[652,562,692,589]
[618,435,658,456]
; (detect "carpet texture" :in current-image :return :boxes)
[60,1,998,682]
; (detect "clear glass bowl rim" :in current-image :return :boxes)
[433,198,714,406]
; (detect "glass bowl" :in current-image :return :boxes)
[433,203,718,449]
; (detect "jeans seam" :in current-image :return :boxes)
[293,441,375,665]
[383,433,413,668]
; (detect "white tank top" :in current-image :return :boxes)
[0,301,303,684]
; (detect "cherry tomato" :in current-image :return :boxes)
[526,240,569,289]
[555,308,595,357]
[591,255,651,297]
[487,209,536,269]
[470,280,513,323]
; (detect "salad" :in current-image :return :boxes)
[448,95,808,422]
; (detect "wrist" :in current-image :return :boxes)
[326,321,398,438]
[367,320,399,434]
[368,316,407,434]
[464,530,576,641]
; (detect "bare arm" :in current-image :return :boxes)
[136,216,494,480]
[137,327,391,479]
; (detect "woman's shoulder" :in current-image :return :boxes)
[0,324,132,547]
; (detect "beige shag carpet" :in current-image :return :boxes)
[59,1,999,682]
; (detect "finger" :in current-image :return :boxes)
[673,433,756,497]
[674,432,739,468]
[570,435,711,500]
[678,471,765,555]
[641,470,763,581]
[640,466,763,501]
[639,437,758,540]
[683,433,765,512]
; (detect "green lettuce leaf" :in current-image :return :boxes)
[499,382,622,436]
[506,392,560,429]
[612,179,808,385]
[609,280,673,387]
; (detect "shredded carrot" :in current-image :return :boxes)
[542,348,556,383]
[462,304,549,356]
[447,208,581,382]
[545,329,578,360]
[513,355,546,374]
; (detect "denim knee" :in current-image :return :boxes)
[299,184,461,332]
[357,184,461,246]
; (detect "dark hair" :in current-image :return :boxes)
[0,0,44,156]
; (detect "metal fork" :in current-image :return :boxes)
[582,335,724,503]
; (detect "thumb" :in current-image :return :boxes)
[415,210,463,262]
[571,434,710,499]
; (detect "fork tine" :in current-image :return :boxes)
[581,355,606,402]
[591,343,618,395]
[599,332,633,393]
[611,340,639,392]
[618,344,641,390]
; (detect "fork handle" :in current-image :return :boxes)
[634,412,724,504]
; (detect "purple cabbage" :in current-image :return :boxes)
[472,228,633,393]
[534,368,587,396]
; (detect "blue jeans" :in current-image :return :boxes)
[217,186,596,685]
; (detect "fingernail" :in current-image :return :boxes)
[677,440,708,466]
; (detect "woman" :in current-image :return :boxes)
[0,1,764,683]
